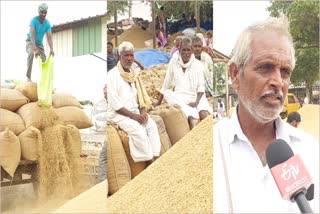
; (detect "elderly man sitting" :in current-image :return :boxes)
[106,41,161,162]
[154,37,212,129]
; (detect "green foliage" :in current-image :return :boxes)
[267,0,320,102]
[213,62,226,95]
[106,1,130,20]
[79,100,93,106]
[292,47,319,88]
[156,0,213,20]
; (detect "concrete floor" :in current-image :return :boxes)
[1,174,99,213]
[1,182,38,213]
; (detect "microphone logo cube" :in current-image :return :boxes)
[281,163,299,181]
[270,155,312,200]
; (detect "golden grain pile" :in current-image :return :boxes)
[111,25,153,49]
[106,116,213,213]
[298,104,320,140]
[140,64,168,102]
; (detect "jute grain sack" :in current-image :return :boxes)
[17,102,61,130]
[0,108,25,135]
[106,116,213,213]
[158,105,190,145]
[0,88,30,111]
[52,93,81,108]
[0,128,21,177]
[53,180,108,213]
[15,81,38,102]
[106,124,131,195]
[149,114,172,155]
[117,129,146,178]
[19,126,41,161]
[55,106,93,129]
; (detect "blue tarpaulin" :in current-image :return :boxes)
[134,49,170,68]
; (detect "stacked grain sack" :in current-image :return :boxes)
[0,82,93,200]
[106,116,213,213]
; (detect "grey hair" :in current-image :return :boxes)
[192,36,203,45]
[229,15,296,71]
[118,41,134,55]
[179,37,192,48]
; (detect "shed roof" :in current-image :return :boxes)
[52,13,107,33]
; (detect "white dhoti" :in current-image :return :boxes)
[163,89,213,119]
[116,115,161,162]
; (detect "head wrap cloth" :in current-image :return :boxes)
[38,3,48,13]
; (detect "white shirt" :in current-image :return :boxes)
[106,64,141,123]
[198,52,214,95]
[213,108,319,213]
[160,55,205,102]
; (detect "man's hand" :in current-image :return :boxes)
[50,49,55,57]
[153,101,161,107]
[188,102,198,108]
[34,48,40,58]
[141,113,148,124]
[131,113,147,125]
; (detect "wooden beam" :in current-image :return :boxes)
[196,0,200,33]
[114,1,118,47]
[152,0,156,49]
[225,64,229,117]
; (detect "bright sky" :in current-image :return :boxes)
[0,0,106,80]
[213,0,271,56]
[107,0,152,23]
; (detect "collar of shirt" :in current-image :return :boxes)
[227,105,301,145]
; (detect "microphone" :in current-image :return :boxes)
[266,139,313,213]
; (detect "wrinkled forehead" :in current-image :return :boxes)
[180,43,192,49]
[250,31,294,67]
[120,49,133,56]
[251,50,293,68]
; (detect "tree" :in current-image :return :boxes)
[106,1,129,21]
[267,1,320,103]
[154,0,213,20]
[213,62,227,96]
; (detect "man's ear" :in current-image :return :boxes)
[229,63,240,91]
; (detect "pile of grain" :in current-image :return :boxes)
[106,116,213,213]
[140,63,169,103]
[111,25,153,49]
[298,104,320,140]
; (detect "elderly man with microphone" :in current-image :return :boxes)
[213,16,319,213]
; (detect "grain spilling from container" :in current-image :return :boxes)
[37,108,84,201]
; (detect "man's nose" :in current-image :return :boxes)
[128,55,134,61]
[268,68,285,89]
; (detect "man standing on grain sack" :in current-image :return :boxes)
[154,37,212,129]
[106,41,161,162]
[26,3,54,81]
